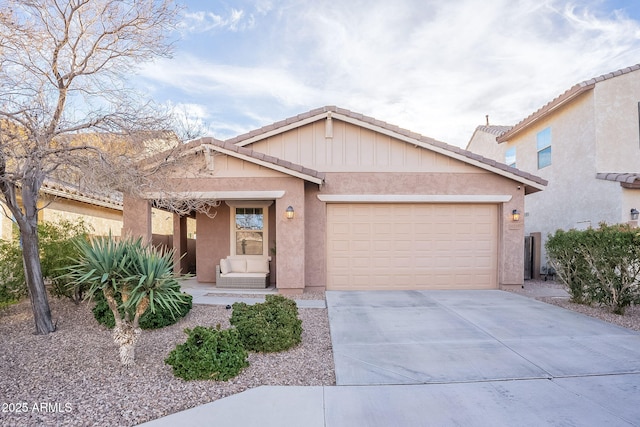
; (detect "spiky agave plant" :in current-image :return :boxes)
[65,235,187,366]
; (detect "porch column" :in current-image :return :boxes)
[275,181,305,294]
[173,214,188,274]
[122,195,152,244]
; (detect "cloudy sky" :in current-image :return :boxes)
[137,0,640,148]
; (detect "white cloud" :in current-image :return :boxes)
[180,8,254,33]
[146,0,640,146]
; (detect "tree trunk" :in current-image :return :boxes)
[113,323,141,367]
[21,224,56,334]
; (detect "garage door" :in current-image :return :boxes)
[326,203,498,290]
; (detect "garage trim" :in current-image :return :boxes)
[318,194,512,203]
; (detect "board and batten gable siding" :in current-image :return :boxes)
[161,150,292,180]
[250,120,486,174]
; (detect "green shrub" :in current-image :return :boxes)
[92,286,192,329]
[0,237,26,306]
[230,294,302,353]
[165,325,249,381]
[546,229,594,304]
[40,219,92,302]
[0,219,92,306]
[546,223,640,314]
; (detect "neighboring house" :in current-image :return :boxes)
[0,131,189,242]
[0,180,192,243]
[466,64,640,272]
[123,106,546,293]
[0,180,124,240]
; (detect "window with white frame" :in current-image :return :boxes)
[536,127,551,169]
[505,146,516,168]
[227,201,271,256]
[235,207,264,255]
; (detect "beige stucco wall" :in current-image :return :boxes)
[622,187,640,226]
[466,130,507,163]
[123,196,152,242]
[40,197,122,237]
[594,71,640,173]
[0,196,123,241]
[0,207,15,240]
[514,92,623,246]
[467,83,638,265]
[195,203,231,283]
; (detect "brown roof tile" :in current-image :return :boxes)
[474,125,512,137]
[183,106,547,188]
[41,180,123,210]
[596,172,640,184]
[202,139,325,182]
[498,64,640,142]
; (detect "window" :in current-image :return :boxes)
[505,147,516,168]
[234,207,264,255]
[536,127,551,169]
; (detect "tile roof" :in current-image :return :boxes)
[498,64,640,142]
[474,125,512,137]
[224,106,547,188]
[596,173,640,184]
[41,180,123,210]
[169,107,546,191]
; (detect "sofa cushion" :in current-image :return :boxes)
[221,272,268,278]
[228,258,247,273]
[219,258,231,275]
[246,258,270,274]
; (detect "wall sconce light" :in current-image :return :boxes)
[631,208,639,221]
[285,206,295,219]
[512,209,521,222]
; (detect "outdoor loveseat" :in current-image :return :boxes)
[215,256,271,289]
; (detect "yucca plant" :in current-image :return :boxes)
[64,235,188,366]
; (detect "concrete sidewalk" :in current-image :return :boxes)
[139,376,640,426]
[180,280,326,308]
[139,289,640,427]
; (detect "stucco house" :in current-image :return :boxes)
[123,106,546,293]
[0,180,123,241]
[466,64,640,272]
[0,179,191,245]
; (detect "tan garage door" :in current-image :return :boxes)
[326,203,498,290]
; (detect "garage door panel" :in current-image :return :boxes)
[327,203,498,290]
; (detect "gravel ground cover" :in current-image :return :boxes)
[0,296,334,427]
[3,281,639,426]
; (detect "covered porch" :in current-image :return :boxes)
[121,139,325,294]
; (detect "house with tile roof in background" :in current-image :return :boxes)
[466,64,640,277]
[0,131,196,270]
[0,179,193,241]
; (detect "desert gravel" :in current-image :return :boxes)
[2,281,640,426]
[0,296,335,427]
[509,279,640,332]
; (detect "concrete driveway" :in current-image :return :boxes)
[142,290,640,426]
[325,290,640,425]
[327,290,640,385]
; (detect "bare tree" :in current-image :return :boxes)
[0,0,181,334]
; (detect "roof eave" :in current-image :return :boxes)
[202,143,324,185]
[329,111,548,190]
[497,83,595,142]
